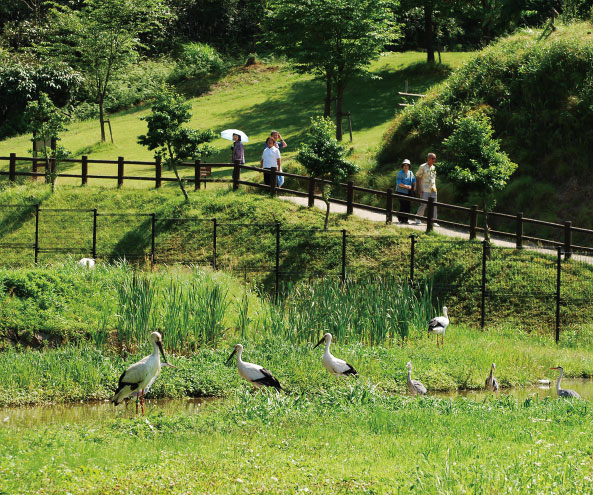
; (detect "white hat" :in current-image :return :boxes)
[402,159,411,165]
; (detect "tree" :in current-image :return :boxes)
[296,117,359,229]
[266,0,398,140]
[440,113,517,242]
[138,84,216,201]
[44,0,170,142]
[24,92,70,193]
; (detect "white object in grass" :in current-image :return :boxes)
[313,333,358,377]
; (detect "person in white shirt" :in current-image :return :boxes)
[261,137,281,186]
[415,152,439,226]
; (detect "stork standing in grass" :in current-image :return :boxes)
[314,333,358,377]
[428,306,449,347]
[406,361,426,396]
[78,257,95,268]
[550,366,580,398]
[112,332,174,414]
[226,344,282,391]
[485,363,499,392]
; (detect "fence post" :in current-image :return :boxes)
[409,234,416,284]
[347,181,354,215]
[386,188,393,224]
[469,205,477,240]
[92,208,97,259]
[308,178,315,207]
[275,222,281,303]
[556,246,562,344]
[564,221,572,259]
[9,153,16,182]
[426,196,435,233]
[481,239,488,330]
[341,229,347,282]
[82,155,88,186]
[155,157,162,189]
[516,212,523,249]
[34,204,40,264]
[212,218,217,270]
[117,156,124,188]
[195,159,201,191]
[32,153,38,182]
[270,167,277,197]
[232,159,241,191]
[49,157,56,179]
[151,213,156,267]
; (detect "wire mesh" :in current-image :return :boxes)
[96,213,152,263]
[154,217,214,266]
[0,205,37,265]
[37,209,93,262]
[345,232,409,281]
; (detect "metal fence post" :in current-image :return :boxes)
[564,221,572,259]
[308,178,315,207]
[9,153,16,183]
[82,155,88,186]
[426,196,435,232]
[232,160,241,191]
[481,239,488,330]
[92,208,97,259]
[155,157,162,189]
[409,234,416,284]
[556,246,562,344]
[275,222,280,303]
[516,212,523,249]
[341,229,347,282]
[34,204,40,263]
[151,213,156,267]
[469,205,477,240]
[117,156,124,188]
[347,181,354,215]
[212,218,217,270]
[195,159,201,191]
[386,188,393,224]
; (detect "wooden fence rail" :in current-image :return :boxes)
[1,153,593,253]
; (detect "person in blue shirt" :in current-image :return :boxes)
[396,159,416,224]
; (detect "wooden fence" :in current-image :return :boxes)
[1,153,592,253]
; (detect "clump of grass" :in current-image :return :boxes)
[115,273,156,348]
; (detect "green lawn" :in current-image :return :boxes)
[0,52,473,188]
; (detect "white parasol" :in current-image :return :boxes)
[221,129,249,142]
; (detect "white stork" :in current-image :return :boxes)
[428,306,449,347]
[112,332,174,414]
[550,366,580,398]
[485,363,499,392]
[313,333,358,377]
[406,361,426,396]
[78,257,95,268]
[226,344,282,391]
[127,362,175,403]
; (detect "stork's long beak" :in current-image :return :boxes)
[313,337,324,349]
[226,348,237,364]
[550,367,559,370]
[157,341,169,364]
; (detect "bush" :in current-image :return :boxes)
[168,43,226,83]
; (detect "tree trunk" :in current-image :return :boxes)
[424,2,435,63]
[335,78,344,141]
[324,71,332,118]
[166,144,189,201]
[483,198,490,243]
[99,97,106,143]
[323,197,331,230]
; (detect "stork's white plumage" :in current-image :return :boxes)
[428,306,449,347]
[112,332,174,414]
[485,363,499,392]
[550,366,580,399]
[78,257,95,268]
[314,333,358,377]
[127,362,175,402]
[406,361,426,396]
[226,344,282,391]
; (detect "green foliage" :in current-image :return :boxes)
[168,42,225,83]
[138,84,216,200]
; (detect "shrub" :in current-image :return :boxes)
[168,43,225,83]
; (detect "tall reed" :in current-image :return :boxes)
[115,273,156,348]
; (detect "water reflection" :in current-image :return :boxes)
[433,378,593,401]
[0,397,213,428]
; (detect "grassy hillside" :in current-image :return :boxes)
[0,52,472,186]
[376,23,593,228]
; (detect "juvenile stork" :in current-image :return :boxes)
[226,344,282,391]
[428,306,449,347]
[550,366,580,398]
[485,363,499,392]
[314,333,358,377]
[406,361,426,396]
[112,332,174,414]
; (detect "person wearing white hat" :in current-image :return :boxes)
[396,159,416,224]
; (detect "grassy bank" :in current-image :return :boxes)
[1,391,593,494]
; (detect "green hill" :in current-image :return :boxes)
[376,23,593,228]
